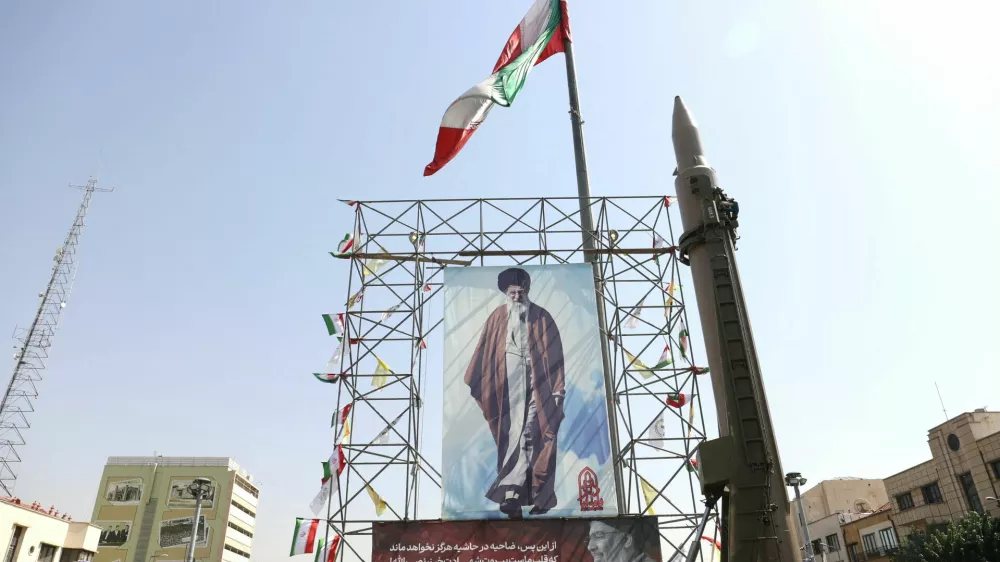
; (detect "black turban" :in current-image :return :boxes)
[497,268,531,292]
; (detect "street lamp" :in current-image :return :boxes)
[186,478,212,562]
[786,472,815,562]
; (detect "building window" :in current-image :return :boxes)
[224,544,250,558]
[59,551,93,562]
[231,500,256,518]
[235,475,260,499]
[922,482,944,504]
[862,533,879,554]
[879,528,899,551]
[228,521,254,539]
[811,539,822,555]
[958,472,984,514]
[4,525,26,562]
[896,491,915,511]
[847,543,860,562]
[38,544,58,562]
[826,534,841,552]
[991,459,1000,480]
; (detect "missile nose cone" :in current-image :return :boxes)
[672,96,705,170]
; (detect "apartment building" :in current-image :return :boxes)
[840,504,899,562]
[789,478,889,560]
[884,409,1000,538]
[89,457,259,562]
[0,497,100,562]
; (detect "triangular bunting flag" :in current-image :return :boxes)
[381,303,402,322]
[625,297,645,329]
[332,403,352,431]
[648,414,666,448]
[372,356,393,389]
[686,458,700,473]
[679,318,690,360]
[347,290,364,310]
[366,485,388,516]
[375,411,406,445]
[664,282,679,316]
[624,350,655,380]
[362,245,391,278]
[653,343,673,369]
[691,366,709,375]
[640,478,658,515]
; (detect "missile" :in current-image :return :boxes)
[672,96,801,562]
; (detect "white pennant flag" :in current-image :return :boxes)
[648,414,666,448]
[381,303,402,322]
[375,411,406,445]
[626,297,645,329]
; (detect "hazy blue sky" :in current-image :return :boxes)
[2,0,998,560]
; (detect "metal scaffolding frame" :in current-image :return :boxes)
[316,195,718,561]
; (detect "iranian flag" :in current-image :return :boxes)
[322,313,345,339]
[679,318,690,360]
[331,403,352,432]
[310,445,347,516]
[315,536,341,562]
[653,343,673,369]
[666,392,689,408]
[289,518,320,556]
[330,232,356,258]
[423,0,570,176]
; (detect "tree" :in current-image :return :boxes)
[893,512,1000,562]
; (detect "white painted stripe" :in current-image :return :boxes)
[519,0,556,47]
[438,76,498,129]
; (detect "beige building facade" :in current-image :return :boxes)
[0,497,100,562]
[89,457,259,562]
[789,478,889,560]
[840,506,899,562]
[884,410,1000,538]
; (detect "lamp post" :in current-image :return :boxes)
[786,472,814,562]
[186,478,212,562]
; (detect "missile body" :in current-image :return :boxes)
[672,96,801,562]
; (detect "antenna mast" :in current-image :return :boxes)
[0,177,111,495]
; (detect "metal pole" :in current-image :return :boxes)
[791,481,814,562]
[562,32,625,511]
[187,491,204,562]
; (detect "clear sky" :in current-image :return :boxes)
[1,0,998,560]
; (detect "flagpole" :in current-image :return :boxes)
[562,23,626,512]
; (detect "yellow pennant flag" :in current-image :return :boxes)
[640,477,658,515]
[664,282,679,317]
[624,350,654,380]
[362,246,391,278]
[341,418,352,444]
[372,356,393,389]
[366,485,387,516]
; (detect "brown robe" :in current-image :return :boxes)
[464,302,565,510]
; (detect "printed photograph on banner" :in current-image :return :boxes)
[373,517,661,562]
[96,521,132,547]
[442,264,618,520]
[158,515,209,549]
[167,477,216,508]
[104,477,143,504]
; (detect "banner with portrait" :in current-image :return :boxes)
[373,517,661,562]
[96,521,132,547]
[442,264,618,520]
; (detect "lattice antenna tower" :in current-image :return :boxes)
[0,177,111,495]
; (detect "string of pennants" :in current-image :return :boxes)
[291,209,428,558]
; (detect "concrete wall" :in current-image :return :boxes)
[806,513,850,562]
[841,509,896,562]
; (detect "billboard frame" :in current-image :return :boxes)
[318,195,717,561]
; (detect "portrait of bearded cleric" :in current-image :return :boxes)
[442,264,618,520]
